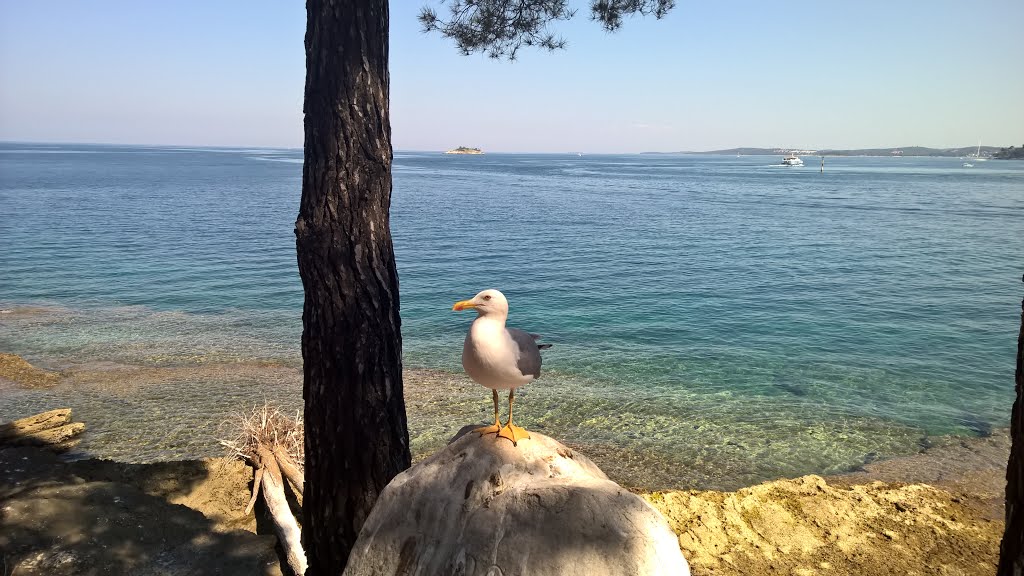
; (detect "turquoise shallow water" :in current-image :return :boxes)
[1,143,1021,489]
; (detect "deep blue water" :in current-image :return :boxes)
[1,142,1021,488]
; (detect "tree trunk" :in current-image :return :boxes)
[999,285,1024,575]
[298,1,411,574]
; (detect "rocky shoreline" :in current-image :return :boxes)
[0,353,1010,575]
[1,438,1005,575]
[648,474,1003,575]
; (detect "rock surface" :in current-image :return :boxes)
[646,474,1003,576]
[344,428,690,576]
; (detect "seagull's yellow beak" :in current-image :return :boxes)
[452,299,476,311]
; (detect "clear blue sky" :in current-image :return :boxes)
[1,1,1021,153]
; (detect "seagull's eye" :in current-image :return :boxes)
[483,295,492,301]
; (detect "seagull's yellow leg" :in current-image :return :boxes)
[497,388,530,446]
[474,389,502,436]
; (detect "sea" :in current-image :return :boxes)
[1,142,1021,490]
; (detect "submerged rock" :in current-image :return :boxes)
[344,428,690,576]
[0,353,61,388]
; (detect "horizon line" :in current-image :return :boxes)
[0,139,1017,155]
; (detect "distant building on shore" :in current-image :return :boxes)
[772,148,818,155]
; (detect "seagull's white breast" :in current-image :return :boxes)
[462,317,535,390]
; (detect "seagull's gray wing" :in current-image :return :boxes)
[506,328,549,378]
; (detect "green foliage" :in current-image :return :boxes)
[591,0,676,32]
[993,145,1024,160]
[419,0,675,59]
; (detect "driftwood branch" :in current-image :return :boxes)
[255,446,306,575]
[0,409,85,450]
[246,466,265,516]
[274,444,304,497]
[222,402,306,575]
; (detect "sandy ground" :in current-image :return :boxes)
[0,447,282,576]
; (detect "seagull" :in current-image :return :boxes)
[452,289,551,446]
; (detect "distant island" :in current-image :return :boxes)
[644,145,1012,158]
[445,146,484,155]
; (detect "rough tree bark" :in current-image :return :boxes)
[999,282,1024,575]
[297,1,411,574]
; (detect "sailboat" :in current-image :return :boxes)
[971,140,987,161]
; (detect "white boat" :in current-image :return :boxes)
[781,154,803,166]
[963,162,974,168]
[970,140,987,161]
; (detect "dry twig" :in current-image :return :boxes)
[220,402,304,471]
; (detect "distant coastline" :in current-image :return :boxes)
[644,145,1012,158]
[445,146,484,155]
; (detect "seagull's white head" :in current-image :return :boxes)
[452,289,509,318]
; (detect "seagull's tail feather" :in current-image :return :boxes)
[528,333,552,350]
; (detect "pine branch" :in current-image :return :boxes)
[590,0,675,32]
[419,0,575,60]
[420,0,676,59]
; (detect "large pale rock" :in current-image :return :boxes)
[344,428,690,576]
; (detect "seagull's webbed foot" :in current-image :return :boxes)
[474,421,502,436]
[496,423,530,446]
[497,388,530,446]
